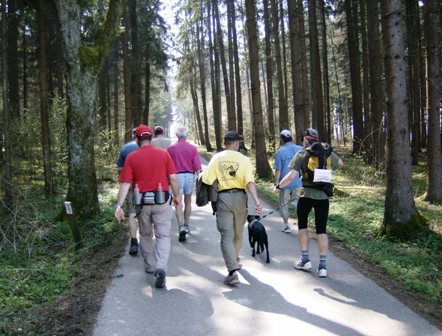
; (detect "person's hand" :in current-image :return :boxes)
[172,195,180,207]
[255,202,262,216]
[115,207,124,222]
[272,184,281,194]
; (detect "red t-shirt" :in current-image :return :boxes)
[119,145,177,192]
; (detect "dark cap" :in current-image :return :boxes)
[224,131,241,142]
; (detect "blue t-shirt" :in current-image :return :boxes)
[274,142,303,189]
[116,141,139,168]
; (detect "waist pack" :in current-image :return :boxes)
[134,191,169,205]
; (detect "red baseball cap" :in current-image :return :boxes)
[135,124,152,138]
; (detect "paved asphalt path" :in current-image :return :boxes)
[94,161,440,336]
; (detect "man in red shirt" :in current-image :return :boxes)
[167,126,202,242]
[115,125,180,289]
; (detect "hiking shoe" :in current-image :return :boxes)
[282,225,291,234]
[317,268,328,278]
[154,269,166,288]
[223,272,240,286]
[178,229,186,242]
[294,259,312,271]
[183,224,190,233]
[129,242,139,256]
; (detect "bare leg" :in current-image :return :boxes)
[317,233,328,256]
[175,194,184,226]
[297,228,309,251]
[183,194,192,224]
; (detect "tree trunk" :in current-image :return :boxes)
[263,0,275,150]
[405,0,422,166]
[54,0,123,219]
[380,0,426,239]
[308,0,324,138]
[113,45,120,145]
[214,0,234,131]
[8,0,20,121]
[287,0,307,141]
[271,0,288,131]
[208,0,222,150]
[359,0,370,158]
[22,23,28,113]
[38,0,54,195]
[2,2,13,208]
[345,0,364,153]
[197,3,212,151]
[279,0,289,119]
[122,9,132,142]
[245,0,272,179]
[367,0,385,169]
[129,0,143,125]
[226,0,236,131]
[230,0,246,151]
[299,0,310,131]
[320,0,331,143]
[144,56,151,124]
[423,0,442,203]
[190,78,204,147]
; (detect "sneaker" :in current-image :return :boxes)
[178,230,186,242]
[183,224,190,233]
[317,268,328,278]
[178,225,186,242]
[294,259,312,271]
[154,269,166,288]
[129,241,139,256]
[282,225,291,234]
[223,272,240,286]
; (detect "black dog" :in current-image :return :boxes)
[247,215,270,263]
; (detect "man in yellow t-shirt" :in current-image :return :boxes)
[203,131,262,286]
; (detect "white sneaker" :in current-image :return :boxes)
[293,259,312,270]
[282,225,291,234]
[317,268,328,278]
[223,272,240,286]
[184,224,190,233]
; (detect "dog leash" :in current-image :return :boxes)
[250,197,298,225]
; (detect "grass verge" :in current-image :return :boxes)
[0,182,124,335]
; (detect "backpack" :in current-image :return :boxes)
[301,142,334,196]
[195,174,218,210]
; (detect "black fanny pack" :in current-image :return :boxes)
[135,191,169,205]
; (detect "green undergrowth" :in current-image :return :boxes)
[0,183,121,335]
[256,147,441,304]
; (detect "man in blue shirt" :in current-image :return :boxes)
[116,129,140,255]
[273,129,303,233]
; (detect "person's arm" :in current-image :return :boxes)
[272,169,299,193]
[115,182,131,221]
[169,174,180,207]
[274,169,281,185]
[246,182,262,216]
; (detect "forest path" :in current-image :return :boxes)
[93,157,440,336]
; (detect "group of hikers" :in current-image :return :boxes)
[114,126,343,288]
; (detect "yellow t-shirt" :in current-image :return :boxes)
[202,150,255,191]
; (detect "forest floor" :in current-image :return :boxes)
[25,203,441,336]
